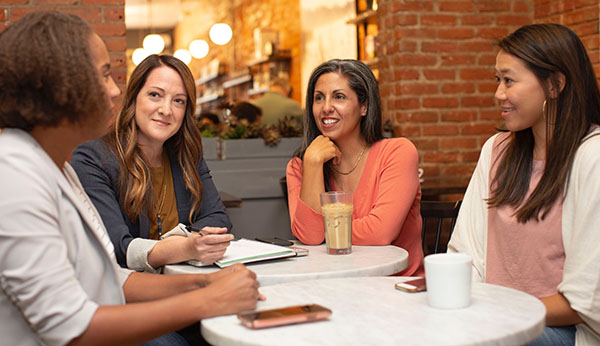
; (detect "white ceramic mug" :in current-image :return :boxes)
[424,253,472,309]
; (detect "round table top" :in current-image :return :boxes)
[164,243,408,286]
[201,277,546,346]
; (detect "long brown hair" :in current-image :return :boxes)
[488,23,600,222]
[298,59,383,191]
[106,54,203,223]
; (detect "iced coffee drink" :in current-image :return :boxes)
[320,192,353,255]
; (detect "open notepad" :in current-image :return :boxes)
[187,238,297,268]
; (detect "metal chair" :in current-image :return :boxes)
[420,200,462,255]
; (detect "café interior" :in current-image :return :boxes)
[1,0,599,344]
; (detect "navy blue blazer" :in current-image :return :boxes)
[71,138,232,267]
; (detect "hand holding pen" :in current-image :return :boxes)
[184,225,234,264]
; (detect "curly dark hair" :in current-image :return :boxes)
[0,11,108,131]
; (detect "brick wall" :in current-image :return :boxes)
[534,0,599,79]
[0,0,127,94]
[378,0,533,188]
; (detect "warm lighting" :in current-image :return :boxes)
[143,34,165,54]
[209,23,232,45]
[174,49,192,64]
[189,39,209,59]
[132,48,150,65]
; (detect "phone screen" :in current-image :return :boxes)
[255,237,294,247]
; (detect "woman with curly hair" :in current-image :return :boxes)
[71,55,232,272]
[0,11,260,346]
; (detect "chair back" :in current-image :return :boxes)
[420,200,462,255]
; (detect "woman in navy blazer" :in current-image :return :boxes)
[72,54,232,273]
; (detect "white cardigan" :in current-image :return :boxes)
[448,128,600,345]
[0,129,132,346]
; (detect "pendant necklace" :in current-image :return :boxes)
[330,145,367,176]
[156,161,167,237]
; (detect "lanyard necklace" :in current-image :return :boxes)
[330,145,367,176]
[156,160,168,236]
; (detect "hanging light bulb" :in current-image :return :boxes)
[189,39,209,59]
[143,34,165,54]
[132,48,150,65]
[209,23,232,45]
[174,49,192,64]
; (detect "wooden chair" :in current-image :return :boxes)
[420,200,462,255]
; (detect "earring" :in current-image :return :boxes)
[542,100,547,113]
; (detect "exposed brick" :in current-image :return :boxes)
[478,82,498,93]
[438,28,474,39]
[394,28,436,40]
[458,41,496,52]
[399,83,439,95]
[34,0,77,4]
[462,150,483,163]
[423,151,460,163]
[461,95,495,107]
[421,15,456,26]
[394,68,420,80]
[394,54,437,66]
[396,111,438,123]
[110,68,127,85]
[477,1,511,12]
[400,40,418,52]
[421,41,457,53]
[104,38,127,52]
[476,27,511,39]
[423,97,459,108]
[109,53,126,68]
[572,21,599,37]
[462,123,497,135]
[0,8,6,21]
[393,97,420,110]
[82,0,124,4]
[478,54,497,66]
[439,1,474,12]
[441,83,475,94]
[91,23,126,37]
[480,109,501,120]
[394,125,421,137]
[441,110,477,122]
[391,0,433,12]
[10,7,53,21]
[460,68,494,80]
[563,7,599,26]
[104,7,124,22]
[441,54,476,66]
[423,69,456,80]
[496,15,531,26]
[423,124,460,136]
[513,1,531,12]
[412,138,439,151]
[461,15,493,26]
[0,0,27,4]
[440,164,477,177]
[61,7,102,22]
[393,14,417,26]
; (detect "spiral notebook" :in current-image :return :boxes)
[187,238,296,268]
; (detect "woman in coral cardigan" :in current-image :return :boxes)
[286,59,424,276]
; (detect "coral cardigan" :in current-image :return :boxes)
[286,138,424,276]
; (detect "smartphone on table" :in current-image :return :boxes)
[395,277,427,293]
[255,237,294,247]
[237,304,332,329]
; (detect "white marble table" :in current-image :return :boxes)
[201,277,546,346]
[163,243,408,286]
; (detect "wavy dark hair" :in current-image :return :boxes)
[105,54,203,223]
[297,59,383,190]
[488,23,600,222]
[0,11,108,131]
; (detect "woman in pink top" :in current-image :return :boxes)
[286,59,424,276]
[449,24,600,345]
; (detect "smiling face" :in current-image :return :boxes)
[312,72,366,143]
[135,65,187,149]
[495,50,547,135]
